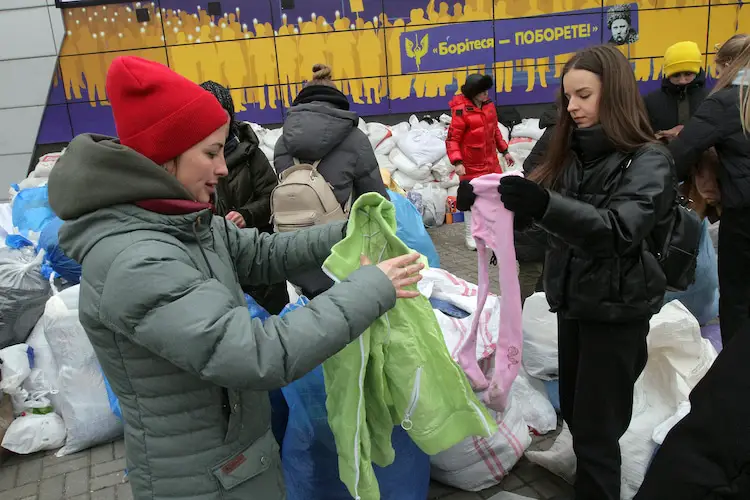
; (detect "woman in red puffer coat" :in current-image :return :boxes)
[447,73,514,249]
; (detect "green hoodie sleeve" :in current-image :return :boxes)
[222,219,346,287]
[98,240,396,391]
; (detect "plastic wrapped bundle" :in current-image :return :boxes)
[0,246,50,348]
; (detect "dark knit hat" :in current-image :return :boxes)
[461,74,494,100]
[106,56,228,165]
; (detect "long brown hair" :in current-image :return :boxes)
[529,45,655,188]
[711,34,750,132]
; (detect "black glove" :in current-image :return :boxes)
[498,176,549,220]
[456,180,477,212]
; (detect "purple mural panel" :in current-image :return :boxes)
[497,64,561,106]
[270,0,384,31]
[48,65,67,106]
[399,21,495,73]
[37,105,74,145]
[494,10,604,61]
[68,102,116,137]
[234,86,285,125]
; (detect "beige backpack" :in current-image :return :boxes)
[271,158,352,232]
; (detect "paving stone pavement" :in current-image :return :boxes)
[0,222,573,500]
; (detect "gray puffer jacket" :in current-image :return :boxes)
[274,101,388,206]
[47,134,397,500]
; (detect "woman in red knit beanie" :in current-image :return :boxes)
[46,56,423,500]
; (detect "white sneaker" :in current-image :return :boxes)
[464,212,477,251]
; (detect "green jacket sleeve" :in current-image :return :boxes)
[99,241,396,391]
[222,219,346,287]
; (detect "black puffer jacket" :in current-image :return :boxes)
[539,126,675,321]
[214,123,289,314]
[669,77,750,209]
[644,69,709,133]
[215,123,277,233]
[516,107,557,263]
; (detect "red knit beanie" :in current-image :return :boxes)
[106,56,228,165]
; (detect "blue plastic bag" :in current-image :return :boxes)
[244,294,311,450]
[281,366,431,500]
[664,219,719,325]
[38,217,82,283]
[387,189,440,268]
[11,185,56,237]
[101,368,122,421]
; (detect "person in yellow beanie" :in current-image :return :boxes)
[644,41,709,135]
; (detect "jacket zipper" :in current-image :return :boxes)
[401,366,423,431]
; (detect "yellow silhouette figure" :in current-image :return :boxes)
[405,34,430,71]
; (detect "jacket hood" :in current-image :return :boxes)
[225,122,261,171]
[48,134,195,222]
[539,107,558,129]
[661,68,706,94]
[280,102,358,160]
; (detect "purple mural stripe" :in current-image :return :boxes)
[233,86,285,125]
[68,101,117,137]
[37,105,74,145]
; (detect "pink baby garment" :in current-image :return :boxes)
[456,171,524,412]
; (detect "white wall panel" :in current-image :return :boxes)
[0,154,33,200]
[0,106,46,156]
[0,7,57,60]
[0,57,57,109]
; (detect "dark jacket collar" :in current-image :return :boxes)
[292,84,350,110]
[661,69,706,96]
[572,125,617,166]
[224,122,261,171]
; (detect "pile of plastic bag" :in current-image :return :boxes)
[506,118,545,168]
[522,296,718,498]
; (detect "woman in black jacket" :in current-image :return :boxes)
[459,45,675,500]
[201,81,289,314]
[667,35,750,348]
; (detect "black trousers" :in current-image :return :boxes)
[558,316,650,500]
[718,208,750,347]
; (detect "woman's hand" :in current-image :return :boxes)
[360,253,424,299]
[226,211,246,228]
[503,153,515,167]
[454,162,466,176]
[498,176,549,219]
[456,180,477,212]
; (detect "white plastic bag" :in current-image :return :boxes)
[263,127,283,150]
[0,204,12,246]
[29,152,63,179]
[652,401,691,446]
[24,319,60,411]
[388,148,432,181]
[366,122,391,150]
[0,343,32,392]
[430,156,455,180]
[392,171,418,191]
[513,369,557,435]
[430,391,531,491]
[0,246,51,348]
[412,182,448,228]
[43,286,123,456]
[510,118,545,141]
[1,412,66,454]
[397,128,447,167]
[498,122,510,143]
[376,154,396,173]
[358,118,368,136]
[521,293,558,380]
[508,137,537,170]
[524,301,718,499]
[436,171,460,189]
[390,121,410,142]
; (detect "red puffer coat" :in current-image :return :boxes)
[446,95,509,181]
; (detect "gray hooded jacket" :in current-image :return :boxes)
[46,134,397,500]
[274,102,388,205]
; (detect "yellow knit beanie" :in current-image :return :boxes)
[663,41,702,78]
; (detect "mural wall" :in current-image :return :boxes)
[38,0,750,145]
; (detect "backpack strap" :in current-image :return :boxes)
[292,157,322,171]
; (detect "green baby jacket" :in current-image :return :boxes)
[322,193,497,500]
